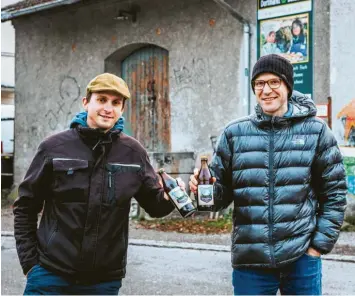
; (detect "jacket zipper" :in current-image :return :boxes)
[108,171,115,203]
[269,119,276,267]
[92,156,106,268]
[52,158,82,161]
[109,163,141,168]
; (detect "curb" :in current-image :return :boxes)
[129,238,230,252]
[2,231,355,263]
[129,239,355,263]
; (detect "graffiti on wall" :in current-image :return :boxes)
[173,57,211,96]
[45,76,81,131]
[170,57,213,151]
[336,98,355,147]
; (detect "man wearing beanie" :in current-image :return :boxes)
[189,54,347,295]
[13,73,175,294]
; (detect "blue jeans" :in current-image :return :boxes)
[232,253,322,295]
[24,265,122,295]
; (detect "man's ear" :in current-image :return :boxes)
[82,97,89,111]
[121,98,127,111]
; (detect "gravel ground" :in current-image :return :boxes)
[2,205,355,255]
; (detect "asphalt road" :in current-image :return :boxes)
[2,236,355,295]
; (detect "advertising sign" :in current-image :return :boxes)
[257,0,313,98]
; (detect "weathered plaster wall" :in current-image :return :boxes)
[13,0,255,183]
[313,0,331,104]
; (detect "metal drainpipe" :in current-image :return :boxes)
[212,0,252,114]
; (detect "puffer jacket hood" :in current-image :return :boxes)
[288,91,317,118]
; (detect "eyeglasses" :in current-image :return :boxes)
[252,78,282,90]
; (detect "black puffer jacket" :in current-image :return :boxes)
[212,91,347,268]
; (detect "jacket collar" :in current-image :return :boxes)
[69,111,125,133]
[252,91,317,128]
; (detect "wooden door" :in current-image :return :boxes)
[121,46,171,152]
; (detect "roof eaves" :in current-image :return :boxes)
[1,0,82,22]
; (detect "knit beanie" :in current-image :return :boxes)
[251,54,294,97]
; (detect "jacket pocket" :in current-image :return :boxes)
[95,204,129,270]
[52,158,89,202]
[105,163,141,205]
[303,252,321,260]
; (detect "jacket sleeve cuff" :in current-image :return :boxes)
[149,191,175,218]
[309,245,325,255]
[311,232,336,254]
[161,194,175,211]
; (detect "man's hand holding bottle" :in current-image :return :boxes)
[189,169,217,195]
[189,156,217,212]
[158,175,186,201]
[158,169,196,217]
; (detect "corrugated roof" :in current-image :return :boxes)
[1,0,81,22]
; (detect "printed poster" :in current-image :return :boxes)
[257,0,313,98]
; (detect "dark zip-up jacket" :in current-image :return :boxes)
[13,125,174,282]
[212,91,347,268]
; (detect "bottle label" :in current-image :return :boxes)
[198,185,214,206]
[168,187,192,210]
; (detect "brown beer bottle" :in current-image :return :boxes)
[158,168,196,218]
[197,156,215,211]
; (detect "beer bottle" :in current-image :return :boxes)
[158,168,196,218]
[196,156,215,211]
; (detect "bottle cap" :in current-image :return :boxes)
[200,155,208,160]
[158,168,165,174]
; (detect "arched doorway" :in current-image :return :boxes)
[121,45,171,152]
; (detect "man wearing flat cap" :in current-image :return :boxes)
[189,54,347,295]
[14,73,175,294]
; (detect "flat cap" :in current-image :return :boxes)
[86,73,131,99]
